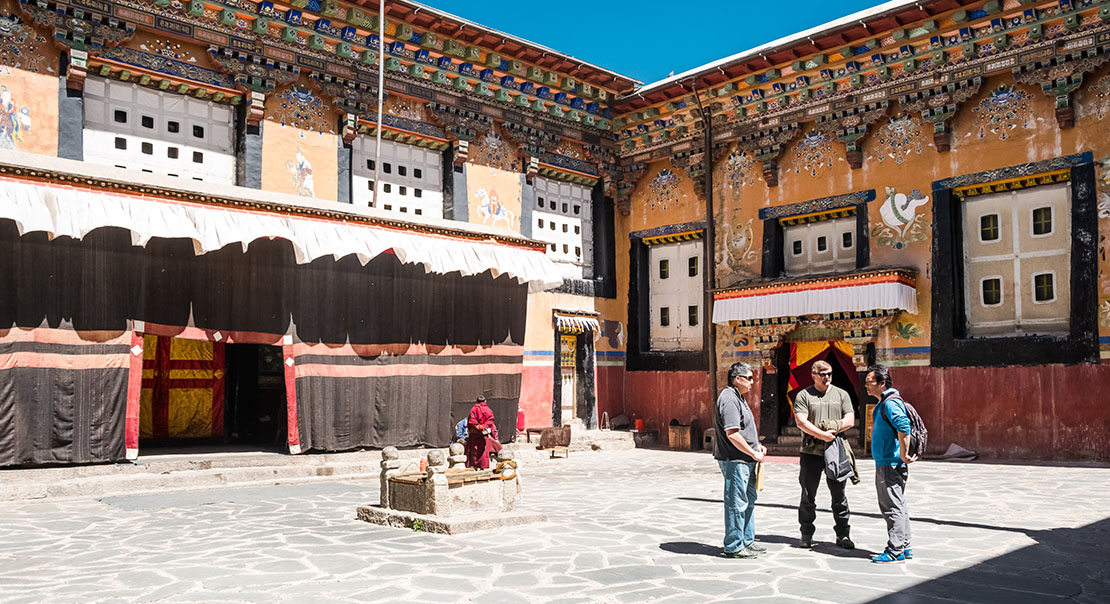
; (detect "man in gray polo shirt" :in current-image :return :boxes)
[793,359,855,549]
[714,362,766,558]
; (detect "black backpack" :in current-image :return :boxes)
[881,396,928,458]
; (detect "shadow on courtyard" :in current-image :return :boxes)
[865,517,1110,603]
[663,497,1110,601]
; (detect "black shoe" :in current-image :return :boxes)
[722,547,759,559]
[747,542,767,553]
[799,536,814,548]
[836,536,855,550]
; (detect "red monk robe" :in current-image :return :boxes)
[465,396,499,469]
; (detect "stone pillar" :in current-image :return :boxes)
[495,450,518,511]
[379,446,400,509]
[447,442,466,468]
[424,449,449,516]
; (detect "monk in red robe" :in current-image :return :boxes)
[465,395,499,469]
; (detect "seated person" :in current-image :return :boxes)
[455,417,467,444]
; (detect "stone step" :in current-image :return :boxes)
[0,443,572,502]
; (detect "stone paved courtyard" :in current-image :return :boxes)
[0,449,1107,603]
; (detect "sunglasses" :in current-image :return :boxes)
[813,371,833,377]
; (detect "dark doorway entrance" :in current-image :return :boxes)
[777,339,861,438]
[225,344,287,447]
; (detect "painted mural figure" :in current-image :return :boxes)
[287,148,316,198]
[872,187,929,250]
[475,186,515,229]
[0,85,29,150]
[720,218,756,268]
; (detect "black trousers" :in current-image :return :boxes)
[798,452,851,539]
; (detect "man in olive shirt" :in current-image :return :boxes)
[714,362,767,559]
[794,359,855,549]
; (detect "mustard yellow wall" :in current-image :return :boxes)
[709,69,1110,366]
[626,158,704,232]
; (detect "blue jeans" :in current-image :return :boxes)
[718,459,758,553]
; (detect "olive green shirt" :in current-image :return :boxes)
[794,384,854,456]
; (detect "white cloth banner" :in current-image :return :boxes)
[554,315,601,333]
[0,179,563,292]
[712,281,917,324]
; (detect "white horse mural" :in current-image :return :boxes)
[474,186,515,229]
[872,186,929,249]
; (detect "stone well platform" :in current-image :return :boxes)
[357,444,547,534]
[355,506,546,534]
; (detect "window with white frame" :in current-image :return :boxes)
[352,138,443,219]
[648,239,703,351]
[82,78,235,184]
[783,216,855,277]
[962,183,1070,337]
[533,177,592,279]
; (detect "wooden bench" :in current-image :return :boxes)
[537,425,571,458]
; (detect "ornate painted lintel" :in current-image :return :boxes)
[1013,53,1110,129]
[615,162,647,216]
[246,91,265,128]
[816,101,890,169]
[734,122,798,188]
[730,310,901,372]
[66,49,88,91]
[427,102,492,143]
[900,77,983,153]
[671,142,706,200]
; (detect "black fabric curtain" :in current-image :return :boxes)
[0,222,529,463]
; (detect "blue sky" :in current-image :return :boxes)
[425,0,885,85]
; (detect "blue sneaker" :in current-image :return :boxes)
[904,548,913,560]
[871,550,906,564]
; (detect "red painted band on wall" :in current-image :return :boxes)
[125,330,144,457]
[282,344,300,452]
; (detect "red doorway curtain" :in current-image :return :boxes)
[786,341,859,413]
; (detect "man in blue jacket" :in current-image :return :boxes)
[864,364,918,564]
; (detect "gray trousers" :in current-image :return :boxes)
[875,465,910,555]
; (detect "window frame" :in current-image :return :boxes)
[1031,270,1057,304]
[930,157,1097,366]
[979,275,1004,308]
[626,222,708,372]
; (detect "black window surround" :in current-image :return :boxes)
[551,181,617,299]
[760,190,875,278]
[930,153,1097,367]
[626,220,708,372]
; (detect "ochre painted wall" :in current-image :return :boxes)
[700,69,1110,459]
[261,82,339,202]
[0,0,59,158]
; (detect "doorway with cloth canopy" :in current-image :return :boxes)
[779,336,863,444]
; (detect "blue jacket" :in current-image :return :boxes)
[872,388,911,467]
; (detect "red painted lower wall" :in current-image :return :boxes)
[624,371,714,447]
[520,365,553,429]
[596,365,625,427]
[892,363,1110,460]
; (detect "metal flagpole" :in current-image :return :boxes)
[372,0,385,208]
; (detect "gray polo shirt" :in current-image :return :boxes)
[714,386,759,462]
